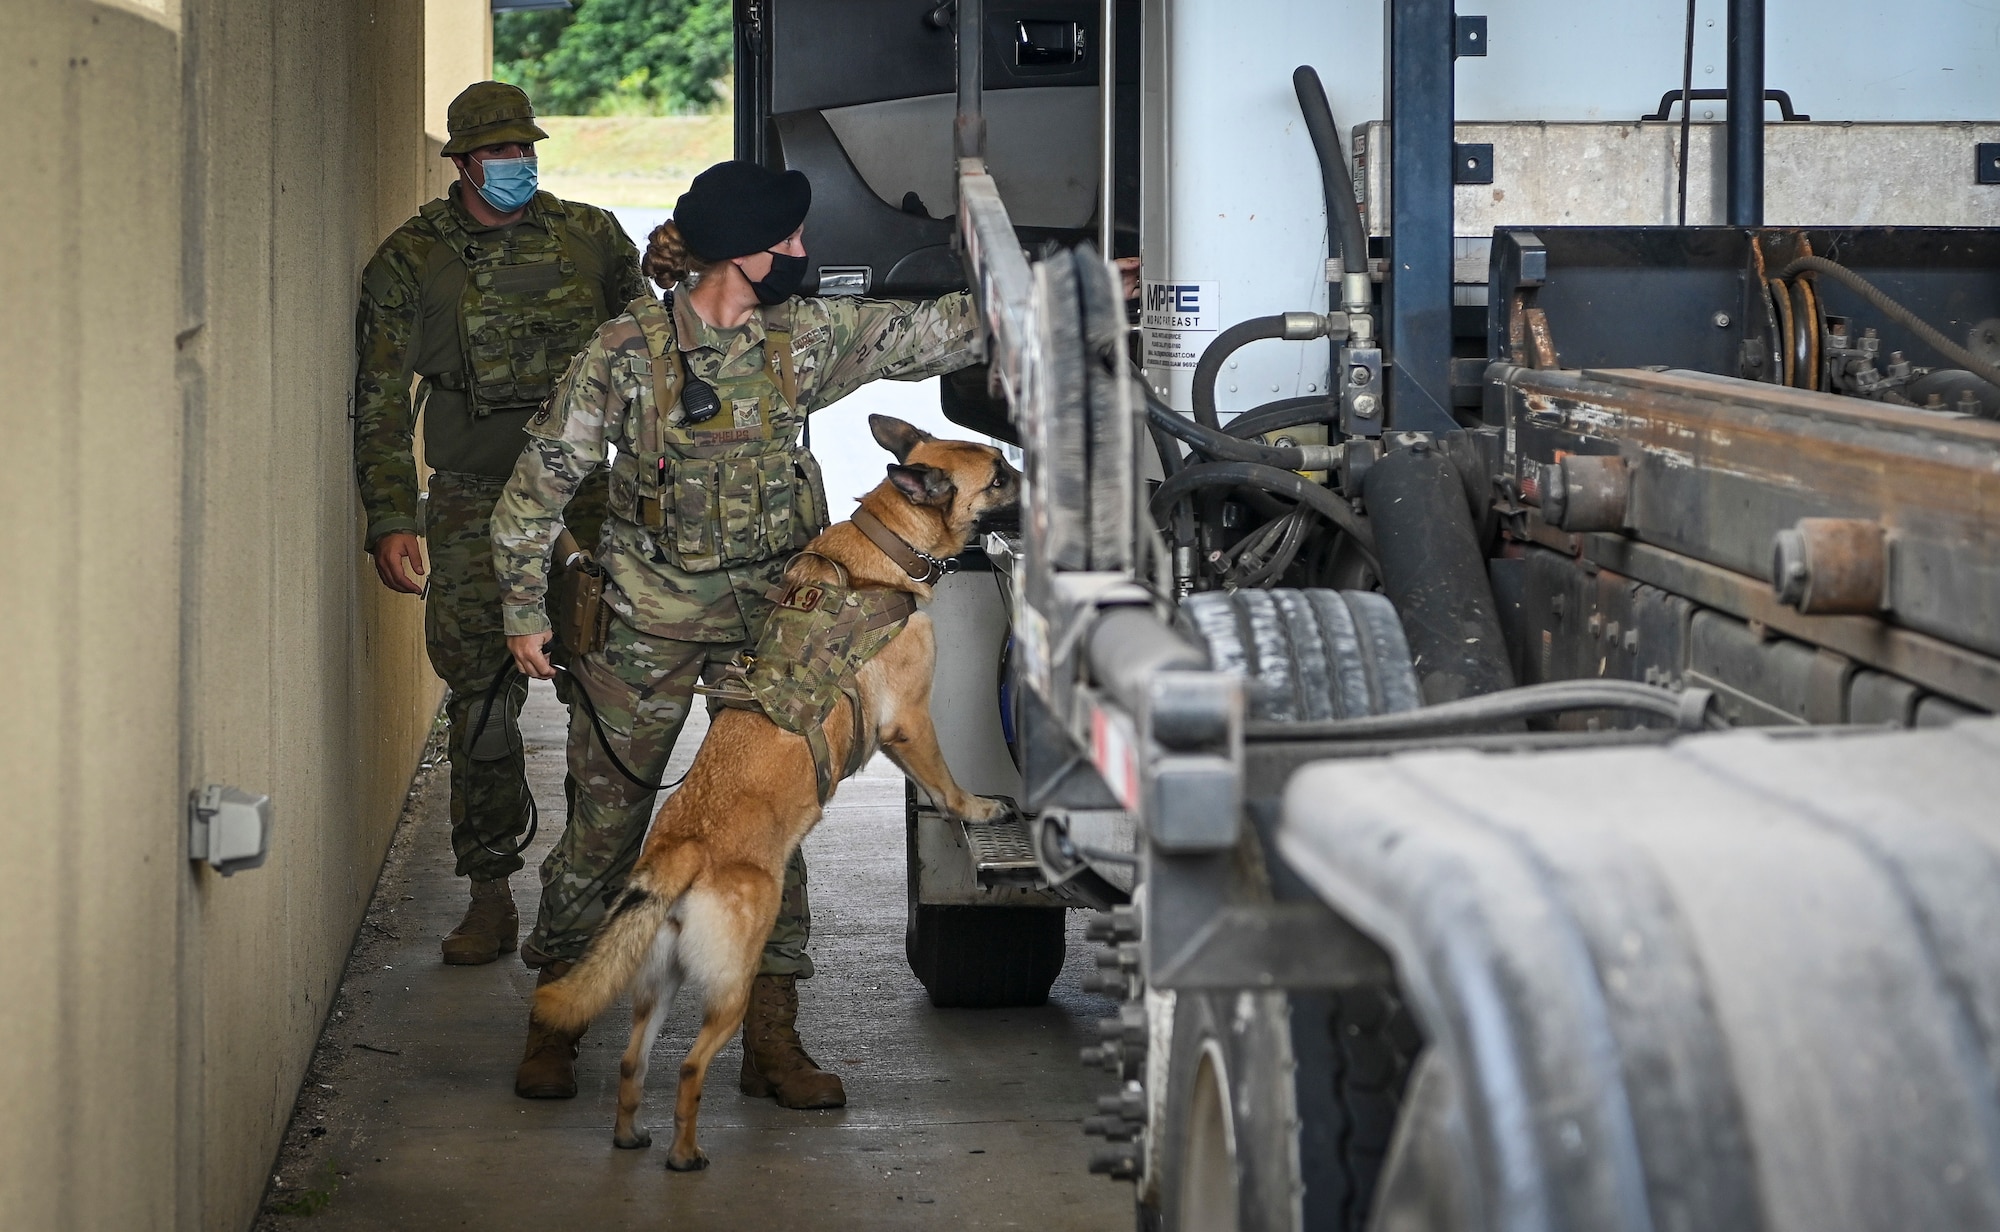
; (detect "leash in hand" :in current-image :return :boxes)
[467,657,690,859]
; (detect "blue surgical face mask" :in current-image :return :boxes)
[475,154,539,212]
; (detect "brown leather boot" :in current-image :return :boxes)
[515,961,585,1099]
[441,877,518,966]
[739,973,846,1109]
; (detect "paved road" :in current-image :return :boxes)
[258,680,1129,1231]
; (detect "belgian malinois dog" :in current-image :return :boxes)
[532,414,1020,1171]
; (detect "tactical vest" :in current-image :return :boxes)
[700,575,916,803]
[604,293,831,573]
[419,191,605,418]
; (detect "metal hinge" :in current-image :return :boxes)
[1454,14,1487,58]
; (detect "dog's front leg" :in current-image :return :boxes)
[880,706,1008,824]
[867,616,1009,823]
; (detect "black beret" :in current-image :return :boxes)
[673,160,813,261]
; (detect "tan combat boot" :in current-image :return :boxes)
[515,960,586,1099]
[739,973,846,1109]
[441,876,518,966]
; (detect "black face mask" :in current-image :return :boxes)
[747,250,809,305]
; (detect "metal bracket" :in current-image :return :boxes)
[1152,902,1394,990]
[1453,142,1495,185]
[1978,143,2000,186]
[1453,14,1487,58]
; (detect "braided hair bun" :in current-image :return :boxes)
[642,221,716,289]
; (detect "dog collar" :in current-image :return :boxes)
[852,506,956,584]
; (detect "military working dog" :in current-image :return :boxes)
[531,414,1020,1171]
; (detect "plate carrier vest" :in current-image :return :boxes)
[604,292,831,573]
[419,191,605,418]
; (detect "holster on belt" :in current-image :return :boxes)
[548,527,611,659]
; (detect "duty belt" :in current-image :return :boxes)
[697,575,916,804]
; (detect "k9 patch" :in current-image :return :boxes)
[780,582,828,612]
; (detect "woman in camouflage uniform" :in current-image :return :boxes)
[490,160,981,1104]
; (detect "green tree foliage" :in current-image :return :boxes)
[495,0,733,116]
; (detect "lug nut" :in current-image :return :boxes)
[1083,1114,1141,1141]
[1089,1146,1142,1180]
[1093,942,1140,972]
[1081,969,1133,999]
[1098,1003,1148,1046]
[1084,907,1140,943]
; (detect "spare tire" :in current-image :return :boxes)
[1180,588,1421,722]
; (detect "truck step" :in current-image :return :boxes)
[961,814,1041,885]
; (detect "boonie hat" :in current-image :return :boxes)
[674,160,813,260]
[442,81,550,156]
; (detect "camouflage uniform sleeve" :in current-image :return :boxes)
[491,320,640,637]
[796,290,982,412]
[351,229,427,548]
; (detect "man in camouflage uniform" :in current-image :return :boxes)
[353,81,645,968]
[490,160,981,1103]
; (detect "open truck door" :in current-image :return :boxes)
[735,0,1124,300]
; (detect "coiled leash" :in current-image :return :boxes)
[467,656,690,859]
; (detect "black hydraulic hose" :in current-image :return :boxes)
[1192,316,1292,430]
[1148,419,1186,479]
[1778,256,2000,393]
[1147,460,1377,562]
[1223,396,1342,440]
[1292,65,1369,283]
[1243,680,1726,740]
[1361,445,1514,704]
[1145,389,1328,470]
[1231,510,1313,588]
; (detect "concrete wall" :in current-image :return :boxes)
[426,0,495,143]
[0,1,474,1228]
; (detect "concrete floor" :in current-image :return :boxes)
[257,681,1131,1231]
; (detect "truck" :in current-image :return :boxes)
[738,1,2000,1227]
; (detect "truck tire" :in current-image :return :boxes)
[906,902,1066,1007]
[905,784,1066,1007]
[1283,723,2000,1231]
[1153,988,1420,1232]
[1158,990,1300,1232]
[1317,986,1423,1228]
[1152,588,1423,1231]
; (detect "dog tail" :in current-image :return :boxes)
[532,845,703,1034]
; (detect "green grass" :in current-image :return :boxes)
[537,115,734,208]
[269,1161,340,1217]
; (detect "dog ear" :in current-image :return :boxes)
[870,414,934,463]
[886,463,957,507]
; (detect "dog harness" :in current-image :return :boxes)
[699,571,917,804]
